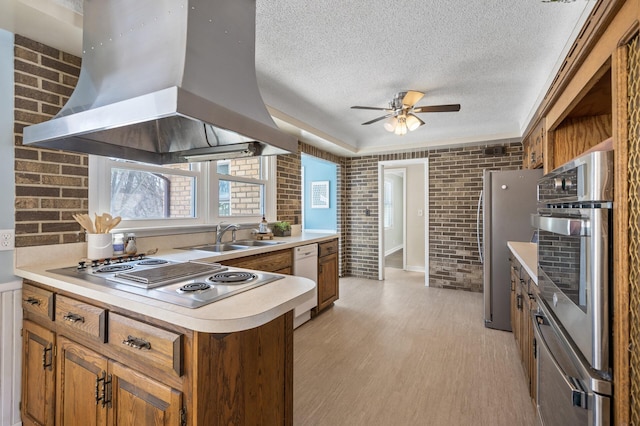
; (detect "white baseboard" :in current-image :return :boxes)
[406,265,425,273]
[384,245,403,257]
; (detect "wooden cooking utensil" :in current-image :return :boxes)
[94,213,103,234]
[105,216,121,233]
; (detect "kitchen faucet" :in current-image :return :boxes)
[216,224,240,243]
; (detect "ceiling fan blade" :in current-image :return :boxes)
[351,106,390,111]
[361,113,394,125]
[413,104,461,113]
[401,91,425,107]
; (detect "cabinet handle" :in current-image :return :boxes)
[95,371,112,407]
[63,312,85,323]
[24,297,41,306]
[516,294,523,310]
[122,335,151,350]
[42,343,53,370]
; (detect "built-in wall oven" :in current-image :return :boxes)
[532,150,613,425]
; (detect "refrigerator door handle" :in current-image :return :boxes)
[477,190,483,264]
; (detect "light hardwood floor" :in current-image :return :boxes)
[293,268,539,426]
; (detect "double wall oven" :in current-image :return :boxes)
[532,150,613,425]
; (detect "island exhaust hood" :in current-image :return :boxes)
[23,0,298,164]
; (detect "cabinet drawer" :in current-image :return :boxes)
[55,295,106,342]
[221,249,292,272]
[108,313,183,376]
[318,239,338,258]
[22,283,54,320]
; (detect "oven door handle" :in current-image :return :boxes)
[531,214,590,236]
[533,312,589,409]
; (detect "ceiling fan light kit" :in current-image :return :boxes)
[351,90,460,136]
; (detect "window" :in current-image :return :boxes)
[90,155,275,231]
[384,179,393,229]
[216,158,267,217]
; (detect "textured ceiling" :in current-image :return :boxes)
[1,0,596,156]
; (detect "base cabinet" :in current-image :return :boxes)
[56,337,183,426]
[109,361,183,425]
[56,337,108,426]
[509,256,538,407]
[316,240,339,313]
[21,280,293,426]
[22,320,55,426]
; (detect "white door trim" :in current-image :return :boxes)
[378,158,429,286]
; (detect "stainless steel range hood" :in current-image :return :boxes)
[22,0,298,164]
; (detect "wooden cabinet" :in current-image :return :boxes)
[220,248,292,274]
[56,336,183,426]
[21,279,293,426]
[56,336,108,425]
[108,361,183,425]
[21,320,55,426]
[523,119,544,169]
[316,239,339,313]
[509,256,538,407]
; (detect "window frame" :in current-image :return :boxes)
[89,155,277,234]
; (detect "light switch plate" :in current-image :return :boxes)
[0,229,15,251]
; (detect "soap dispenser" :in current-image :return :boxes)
[259,216,268,233]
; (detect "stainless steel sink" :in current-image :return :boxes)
[179,239,283,252]
[185,243,249,252]
[234,240,284,247]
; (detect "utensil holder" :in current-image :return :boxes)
[87,233,113,259]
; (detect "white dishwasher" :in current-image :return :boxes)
[292,243,318,328]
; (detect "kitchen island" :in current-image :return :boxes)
[14,237,327,426]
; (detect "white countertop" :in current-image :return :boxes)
[507,241,538,284]
[14,232,338,333]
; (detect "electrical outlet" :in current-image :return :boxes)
[0,229,15,251]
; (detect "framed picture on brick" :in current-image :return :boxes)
[311,181,329,208]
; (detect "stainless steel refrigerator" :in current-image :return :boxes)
[479,168,542,331]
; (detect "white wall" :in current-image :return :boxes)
[0,29,15,283]
[0,29,21,426]
[405,164,425,271]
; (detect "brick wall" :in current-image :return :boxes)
[13,35,85,247]
[276,150,302,225]
[428,144,522,291]
[343,144,523,291]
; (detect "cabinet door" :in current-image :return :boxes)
[317,252,338,312]
[56,337,108,426]
[22,320,56,426]
[513,282,522,346]
[108,361,183,426]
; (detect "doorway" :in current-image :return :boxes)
[383,169,406,269]
[378,158,429,286]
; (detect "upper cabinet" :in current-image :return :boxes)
[523,118,545,169]
[548,65,612,170]
[523,65,612,172]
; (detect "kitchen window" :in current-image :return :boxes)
[90,156,276,231]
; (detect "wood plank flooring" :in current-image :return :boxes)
[293,268,539,425]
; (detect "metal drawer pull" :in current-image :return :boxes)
[24,297,41,306]
[63,313,85,323]
[122,335,151,350]
[42,343,53,370]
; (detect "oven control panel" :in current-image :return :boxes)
[537,150,613,206]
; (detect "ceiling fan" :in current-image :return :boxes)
[351,91,461,136]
